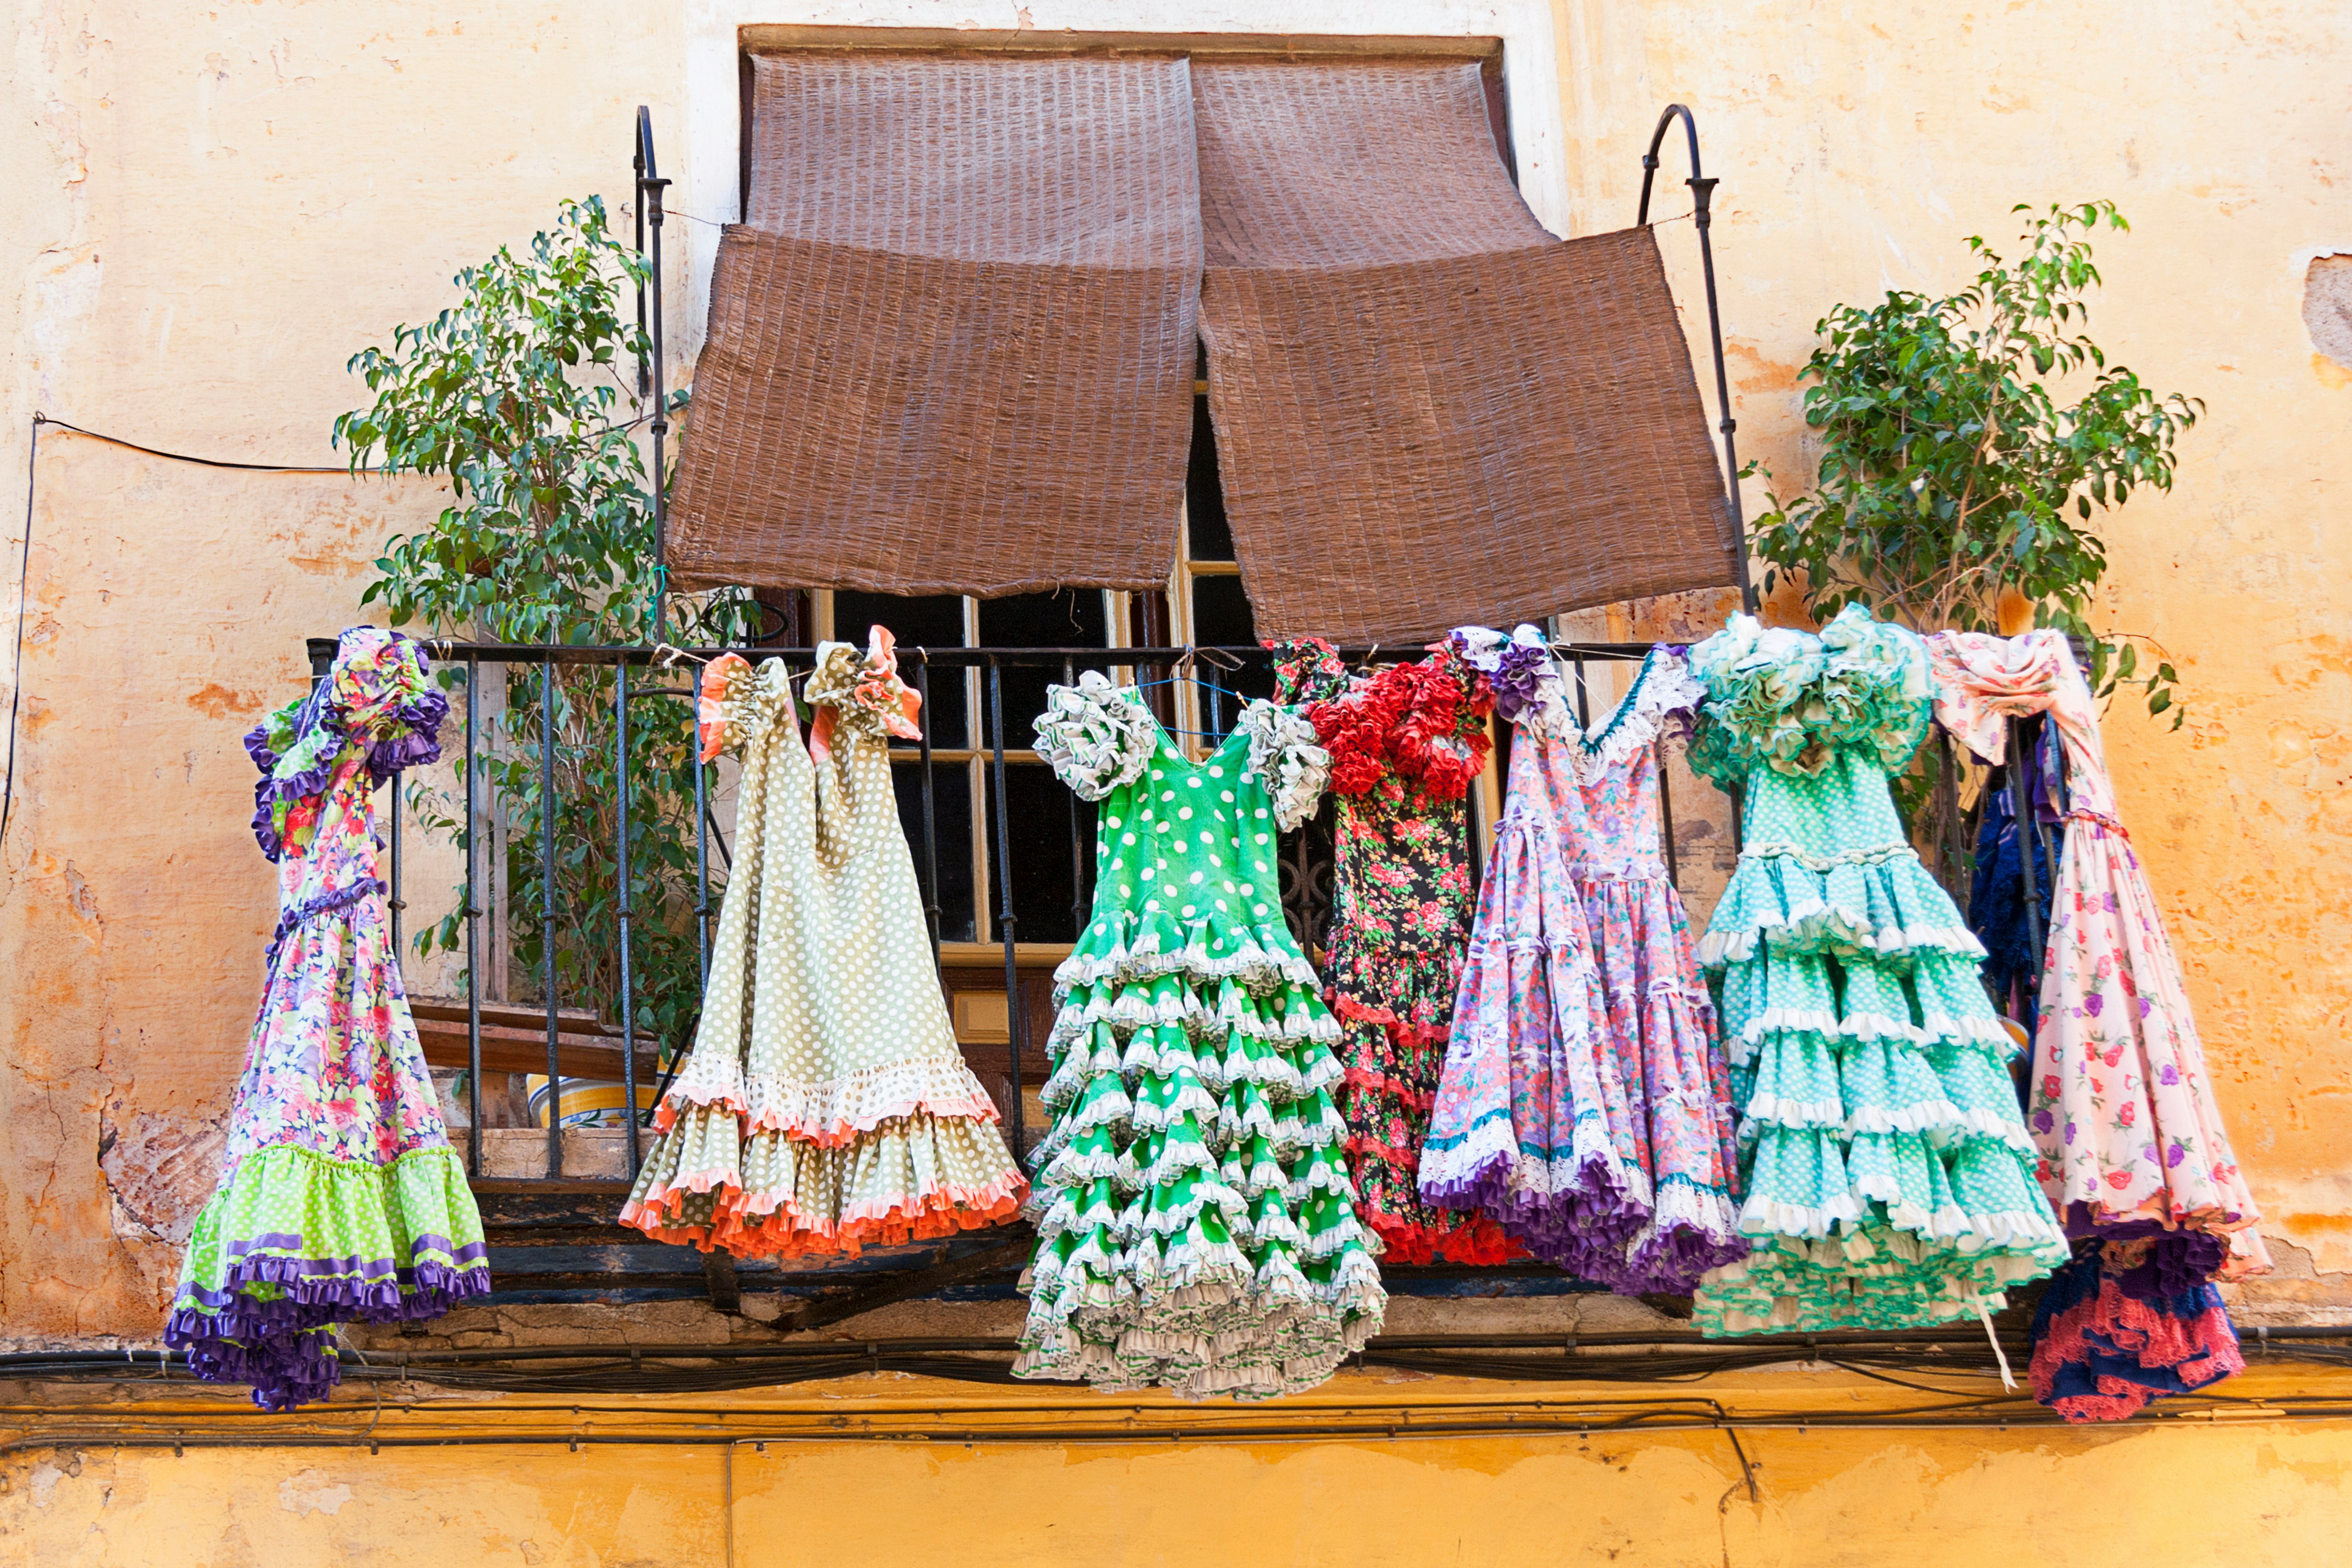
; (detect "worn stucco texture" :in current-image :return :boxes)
[3,0,2349,1352]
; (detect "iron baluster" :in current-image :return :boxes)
[1657,737,1681,890]
[1065,656,1089,941]
[464,655,482,1177]
[2008,715,2046,967]
[915,650,941,964]
[541,655,561,1180]
[615,659,640,1176]
[987,659,1026,1166]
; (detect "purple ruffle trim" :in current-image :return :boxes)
[1486,641,1554,726]
[1424,1147,1748,1292]
[166,1254,491,1413]
[2061,1204,2230,1298]
[262,878,387,971]
[365,687,450,782]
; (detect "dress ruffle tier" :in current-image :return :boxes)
[1423,635,1744,1292]
[1016,678,1384,1399]
[621,635,1025,1259]
[167,627,489,1411]
[1687,610,2068,1336]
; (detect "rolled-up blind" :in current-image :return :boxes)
[1192,60,1739,644]
[668,55,1204,597]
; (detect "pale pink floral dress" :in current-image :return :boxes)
[1928,630,2268,1281]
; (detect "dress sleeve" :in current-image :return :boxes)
[1236,699,1332,831]
[330,627,449,779]
[1032,671,1158,802]
[1816,604,1936,771]
[806,626,924,755]
[1685,615,1829,784]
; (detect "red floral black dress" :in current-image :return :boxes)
[1274,639,1519,1266]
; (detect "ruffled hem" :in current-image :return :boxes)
[653,1053,1005,1147]
[166,1143,490,1411]
[2028,1252,2245,1423]
[1692,1213,2068,1336]
[1698,849,1987,967]
[620,1109,1027,1258]
[2049,1196,2273,1281]
[1054,911,1322,1001]
[1325,949,1462,1049]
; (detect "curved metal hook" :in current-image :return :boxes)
[1636,103,1755,612]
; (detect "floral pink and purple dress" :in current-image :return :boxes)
[1421,631,1744,1291]
[167,627,489,1410]
[1930,629,2260,1417]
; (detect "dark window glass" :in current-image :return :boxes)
[1187,573,1275,720]
[977,590,1108,743]
[893,762,975,943]
[836,591,968,747]
[989,763,1094,945]
[1185,397,1234,562]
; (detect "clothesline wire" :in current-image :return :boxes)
[24,409,659,477]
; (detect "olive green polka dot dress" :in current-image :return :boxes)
[622,632,1026,1256]
[1016,674,1385,1398]
[1687,606,2069,1334]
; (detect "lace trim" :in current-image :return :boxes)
[655,1054,1004,1147]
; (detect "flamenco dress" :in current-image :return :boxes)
[166,626,490,1410]
[1929,629,2262,1416]
[1686,606,2069,1334]
[1016,673,1384,1398]
[1423,630,1744,1290]
[622,630,1026,1256]
[1271,638,1517,1266]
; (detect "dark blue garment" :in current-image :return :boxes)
[1970,722,2058,1046]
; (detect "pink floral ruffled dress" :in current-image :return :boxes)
[168,627,488,1411]
[1927,630,2268,1283]
[1422,632,1744,1291]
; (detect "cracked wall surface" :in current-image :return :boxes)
[3,0,2350,1360]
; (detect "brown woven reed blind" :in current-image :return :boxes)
[1192,60,1739,644]
[667,55,1204,597]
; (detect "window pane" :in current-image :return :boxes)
[893,761,976,944]
[1185,397,1234,562]
[977,590,1109,744]
[989,763,1094,946]
[1187,573,1276,710]
[837,591,969,747]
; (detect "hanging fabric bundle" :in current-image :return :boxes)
[167,627,490,1410]
[621,630,1026,1256]
[1422,630,1744,1290]
[1684,606,2069,1334]
[1928,630,2265,1419]
[1269,637,1517,1266]
[1016,671,1384,1398]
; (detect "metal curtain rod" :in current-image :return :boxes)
[1638,102,1756,615]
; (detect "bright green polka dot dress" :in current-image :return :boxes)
[1687,606,2069,1334]
[1016,674,1385,1398]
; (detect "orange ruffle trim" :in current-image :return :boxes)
[619,1169,1028,1261]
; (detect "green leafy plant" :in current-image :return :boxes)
[1751,201,2199,727]
[334,196,750,1062]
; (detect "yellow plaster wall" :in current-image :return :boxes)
[7,1418,2352,1566]
[0,0,2345,1380]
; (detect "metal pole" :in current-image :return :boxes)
[464,655,482,1177]
[615,661,641,1176]
[541,655,562,1180]
[987,659,1026,1165]
[1065,656,1090,941]
[915,651,942,964]
[637,107,673,647]
[1656,739,1681,890]
[387,763,403,964]
[1638,103,1755,615]
[2007,716,2045,964]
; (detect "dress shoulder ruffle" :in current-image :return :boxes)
[1688,604,1934,786]
[1234,699,1331,831]
[246,626,446,860]
[1034,672,1160,801]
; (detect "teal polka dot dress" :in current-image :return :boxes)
[1015,674,1385,1398]
[1686,607,2069,1334]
